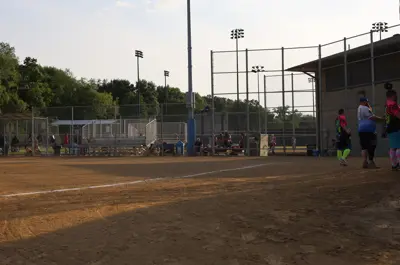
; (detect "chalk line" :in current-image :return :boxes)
[0,162,282,198]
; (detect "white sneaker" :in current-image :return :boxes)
[340,158,348,166]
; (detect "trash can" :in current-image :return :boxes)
[176,140,184,156]
[54,145,61,156]
[306,144,316,156]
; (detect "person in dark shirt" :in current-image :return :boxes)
[194,138,202,154]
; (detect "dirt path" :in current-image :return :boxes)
[0,157,399,264]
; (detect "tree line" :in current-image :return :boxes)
[0,42,313,129]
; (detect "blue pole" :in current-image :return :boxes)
[186,0,195,156]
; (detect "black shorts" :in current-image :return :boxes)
[336,133,350,150]
[358,132,377,150]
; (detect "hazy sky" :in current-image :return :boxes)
[0,0,398,112]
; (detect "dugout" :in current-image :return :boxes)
[0,113,49,156]
[287,34,400,156]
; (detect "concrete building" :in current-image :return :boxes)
[287,34,400,156]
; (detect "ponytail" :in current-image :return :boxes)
[385,82,396,98]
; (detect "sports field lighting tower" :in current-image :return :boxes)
[252,65,264,132]
[231,28,244,102]
[164,70,170,112]
[135,50,144,112]
[252,65,265,104]
[372,22,388,40]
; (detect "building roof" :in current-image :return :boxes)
[0,113,37,120]
[286,34,400,72]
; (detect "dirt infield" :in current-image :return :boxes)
[0,156,399,265]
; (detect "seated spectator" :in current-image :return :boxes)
[223,131,231,147]
[11,135,19,152]
[239,133,245,149]
[63,133,69,146]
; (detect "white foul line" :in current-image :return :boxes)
[0,162,281,198]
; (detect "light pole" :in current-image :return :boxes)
[135,50,143,114]
[231,29,244,102]
[308,77,315,118]
[164,70,169,113]
[252,65,264,133]
[186,0,195,156]
[372,22,388,40]
[252,65,265,103]
[263,75,268,133]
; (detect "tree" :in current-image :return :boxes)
[0,42,19,90]
[98,79,133,102]
[119,91,148,118]
[19,57,44,87]
[137,80,159,116]
[91,92,116,119]
[26,82,53,109]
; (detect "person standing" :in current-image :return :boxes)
[357,97,384,169]
[291,136,297,153]
[269,134,276,155]
[335,109,351,166]
[384,88,400,170]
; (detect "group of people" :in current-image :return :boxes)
[335,83,400,170]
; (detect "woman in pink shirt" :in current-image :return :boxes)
[384,88,400,170]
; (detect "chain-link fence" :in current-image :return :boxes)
[0,112,50,156]
[0,104,190,157]
[211,44,318,155]
[1,26,398,157]
[316,24,400,156]
[211,24,400,156]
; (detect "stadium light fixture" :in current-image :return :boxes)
[372,22,388,40]
[231,29,244,102]
[134,49,144,112]
[252,65,265,132]
[163,70,170,111]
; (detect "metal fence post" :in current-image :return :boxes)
[245,48,250,156]
[313,77,318,147]
[291,73,295,137]
[210,50,215,155]
[257,72,261,134]
[114,105,118,156]
[161,103,164,156]
[45,117,49,156]
[31,107,35,154]
[263,75,267,133]
[343,37,348,110]
[317,45,323,153]
[370,30,375,108]
[281,47,286,155]
[71,106,74,155]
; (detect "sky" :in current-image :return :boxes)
[0,0,399,114]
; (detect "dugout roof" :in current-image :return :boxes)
[51,119,118,126]
[0,113,40,120]
[286,34,400,72]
